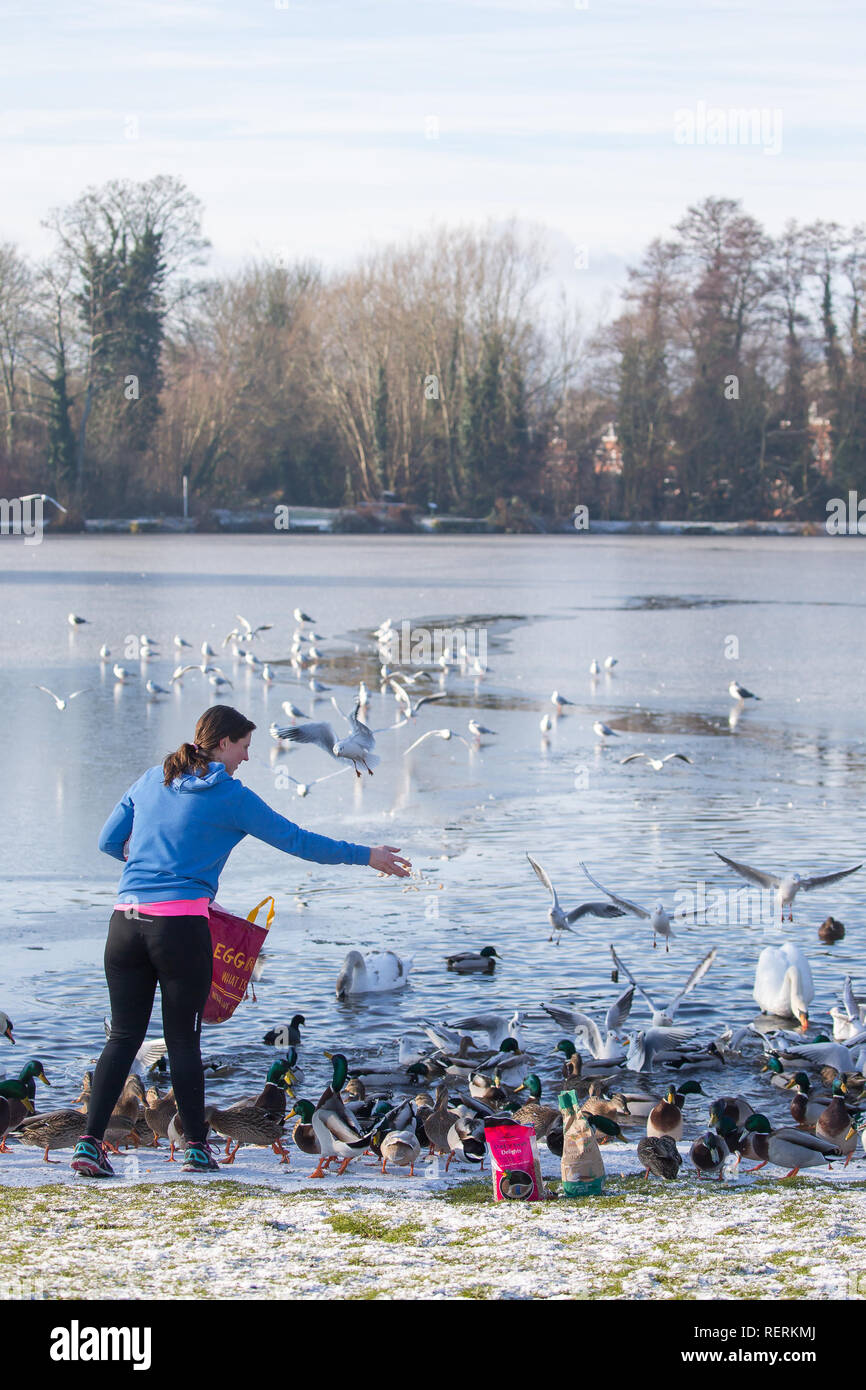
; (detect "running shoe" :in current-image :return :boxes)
[71,1135,116,1178]
[182,1140,221,1172]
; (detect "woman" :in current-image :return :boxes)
[71,705,410,1177]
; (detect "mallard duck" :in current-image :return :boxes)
[204,1103,289,1165]
[309,1053,371,1177]
[445,1114,486,1169]
[286,1099,319,1155]
[335,950,411,998]
[143,1087,176,1146]
[511,1074,560,1139]
[582,1079,631,1131]
[103,1075,146,1151]
[468,1071,507,1108]
[818,916,845,943]
[372,1101,421,1175]
[785,1073,832,1128]
[613,1089,662,1120]
[637,1135,682,1180]
[15,1108,87,1162]
[816,1095,860,1164]
[0,1059,49,1136]
[228,1060,294,1120]
[762,1054,802,1089]
[709,1093,754,1127]
[263,1014,305,1049]
[646,1081,702,1139]
[739,1113,842,1177]
[0,1058,50,1102]
[485,1038,534,1088]
[446,946,500,973]
[0,1091,34,1150]
[581,1111,627,1144]
[689,1129,733,1179]
[421,1085,458,1159]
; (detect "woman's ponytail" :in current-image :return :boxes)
[163,705,256,786]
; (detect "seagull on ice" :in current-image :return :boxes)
[67,613,88,627]
[551,691,575,709]
[283,698,379,777]
[593,720,619,740]
[604,656,618,671]
[526,853,626,943]
[293,608,315,625]
[468,720,496,740]
[620,752,693,771]
[729,681,760,702]
[209,674,234,692]
[609,944,718,1027]
[201,642,216,659]
[579,862,697,952]
[309,678,331,694]
[173,635,192,650]
[589,659,601,676]
[713,851,862,922]
[540,714,553,733]
[280,701,309,721]
[403,728,472,755]
[99,645,111,661]
[145,680,170,698]
[112,664,137,683]
[35,686,91,711]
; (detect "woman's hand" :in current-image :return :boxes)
[369,845,412,878]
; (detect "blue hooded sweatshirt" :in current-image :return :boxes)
[98,762,371,903]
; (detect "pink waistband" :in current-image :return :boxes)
[114,898,210,917]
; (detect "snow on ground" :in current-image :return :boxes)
[3,1139,866,1300]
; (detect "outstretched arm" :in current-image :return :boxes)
[234,786,411,875]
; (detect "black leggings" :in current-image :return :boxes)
[86,910,213,1146]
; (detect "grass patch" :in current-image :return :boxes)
[325,1211,424,1243]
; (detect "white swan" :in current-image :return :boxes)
[335,950,411,998]
[753,943,814,1026]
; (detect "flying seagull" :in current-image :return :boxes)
[620,752,694,771]
[526,853,626,944]
[19,492,68,513]
[35,685,91,711]
[541,987,635,1062]
[282,698,379,776]
[713,851,862,922]
[579,862,699,952]
[403,728,472,755]
[610,944,718,1027]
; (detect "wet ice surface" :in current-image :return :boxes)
[1,534,865,1145]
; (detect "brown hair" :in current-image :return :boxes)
[163,705,257,785]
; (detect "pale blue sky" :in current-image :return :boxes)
[2,0,863,314]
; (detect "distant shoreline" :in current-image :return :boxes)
[26,515,848,539]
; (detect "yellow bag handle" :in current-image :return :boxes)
[247,895,275,930]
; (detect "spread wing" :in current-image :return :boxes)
[568,1012,604,1056]
[283,722,337,756]
[713,851,779,890]
[566,902,626,923]
[668,947,718,1017]
[579,863,649,919]
[799,864,862,891]
[843,976,859,1022]
[526,853,556,903]
[412,692,448,713]
[605,985,635,1034]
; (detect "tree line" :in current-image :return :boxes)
[0,177,863,523]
